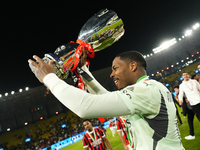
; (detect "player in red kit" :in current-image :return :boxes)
[82,119,113,150]
[117,116,134,150]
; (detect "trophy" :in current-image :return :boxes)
[31,8,125,90]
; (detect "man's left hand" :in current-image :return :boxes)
[28,55,56,83]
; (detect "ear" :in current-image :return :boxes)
[129,61,137,72]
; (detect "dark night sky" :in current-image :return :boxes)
[0,0,200,94]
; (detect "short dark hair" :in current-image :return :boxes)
[191,74,197,79]
[116,51,147,70]
[182,71,189,75]
[82,119,91,123]
[173,85,179,89]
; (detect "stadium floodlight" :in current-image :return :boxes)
[7,128,10,131]
[181,60,184,62]
[11,91,14,95]
[185,30,192,36]
[24,122,28,125]
[19,89,22,92]
[143,55,146,58]
[179,38,181,41]
[5,93,8,96]
[150,53,153,56]
[182,36,185,38]
[152,74,154,76]
[171,65,174,67]
[147,54,150,57]
[176,62,179,65]
[193,23,199,30]
[153,38,177,53]
[25,87,29,91]
[0,94,2,98]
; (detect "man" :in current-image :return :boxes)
[116,116,134,150]
[191,74,200,83]
[82,119,113,150]
[108,119,117,137]
[174,85,195,140]
[28,49,184,150]
[178,72,200,122]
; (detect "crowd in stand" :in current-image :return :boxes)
[0,113,104,150]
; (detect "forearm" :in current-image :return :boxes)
[104,138,113,150]
[118,131,127,148]
[80,65,109,94]
[44,73,130,118]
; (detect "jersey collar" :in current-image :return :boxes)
[136,75,148,83]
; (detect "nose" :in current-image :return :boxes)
[110,70,114,78]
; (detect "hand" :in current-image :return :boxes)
[124,145,129,150]
[79,46,88,67]
[28,55,56,83]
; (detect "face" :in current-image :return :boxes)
[174,88,179,94]
[198,65,200,71]
[83,121,93,132]
[110,57,135,90]
[182,72,190,81]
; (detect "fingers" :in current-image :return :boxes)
[82,46,88,59]
[28,59,38,68]
[49,60,55,66]
[33,55,44,64]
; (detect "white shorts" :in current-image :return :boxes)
[110,126,117,134]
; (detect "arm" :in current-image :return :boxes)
[102,137,113,150]
[28,55,131,118]
[117,131,129,150]
[44,73,130,118]
[178,85,184,106]
[84,147,89,150]
[194,80,200,90]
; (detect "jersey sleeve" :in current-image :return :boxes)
[43,73,131,118]
[82,135,89,148]
[80,65,109,94]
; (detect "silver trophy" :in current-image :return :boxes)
[31,9,124,88]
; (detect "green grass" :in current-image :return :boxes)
[61,106,200,150]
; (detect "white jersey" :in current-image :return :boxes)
[116,79,184,150]
[43,65,184,150]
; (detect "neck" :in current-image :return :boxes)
[87,127,93,132]
[184,79,189,81]
[135,70,147,84]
